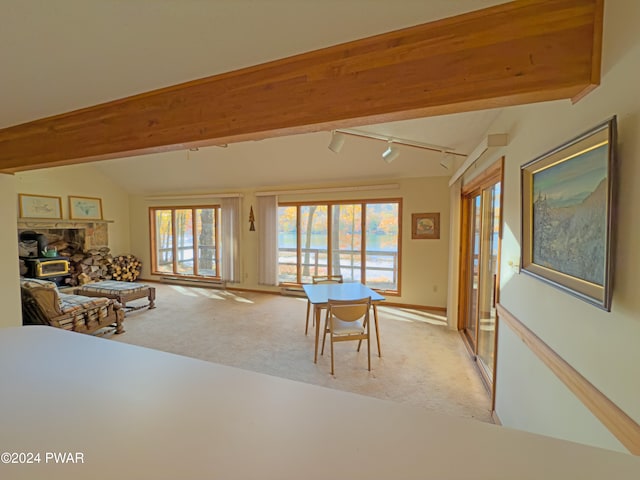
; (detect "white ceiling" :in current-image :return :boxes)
[2,0,510,192]
[88,129,474,195]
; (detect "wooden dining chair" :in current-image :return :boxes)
[305,274,343,335]
[320,296,371,375]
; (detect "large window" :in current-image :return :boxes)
[278,199,401,292]
[150,206,220,278]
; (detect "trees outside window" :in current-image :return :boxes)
[277,199,401,292]
[150,206,220,278]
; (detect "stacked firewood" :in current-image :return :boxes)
[67,247,114,286]
[110,254,142,282]
[47,239,70,253]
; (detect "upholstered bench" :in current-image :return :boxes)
[74,280,156,313]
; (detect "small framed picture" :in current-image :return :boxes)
[412,212,440,239]
[69,196,103,220]
[18,194,63,219]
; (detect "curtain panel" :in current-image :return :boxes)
[257,195,278,285]
[221,197,241,283]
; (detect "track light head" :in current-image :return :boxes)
[328,131,346,153]
[439,152,455,170]
[382,142,400,164]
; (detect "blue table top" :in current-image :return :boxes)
[302,282,385,304]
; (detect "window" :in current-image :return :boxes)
[277,199,401,292]
[150,206,220,278]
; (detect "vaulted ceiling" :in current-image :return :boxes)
[1,0,602,192]
[1,0,510,130]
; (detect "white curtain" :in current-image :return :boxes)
[221,197,241,283]
[257,195,278,285]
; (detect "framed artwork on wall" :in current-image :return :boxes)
[18,194,63,219]
[69,196,103,220]
[520,116,617,311]
[412,212,440,239]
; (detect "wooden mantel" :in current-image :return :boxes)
[17,218,114,229]
[0,0,603,172]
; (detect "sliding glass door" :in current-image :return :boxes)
[459,160,503,395]
[277,199,401,292]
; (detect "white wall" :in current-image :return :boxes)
[482,0,640,453]
[129,176,451,308]
[0,174,21,327]
[15,164,131,254]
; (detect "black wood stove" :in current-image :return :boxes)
[19,231,70,286]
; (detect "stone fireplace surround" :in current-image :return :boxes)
[18,219,114,285]
[18,219,112,254]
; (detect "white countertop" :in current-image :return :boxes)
[0,326,638,479]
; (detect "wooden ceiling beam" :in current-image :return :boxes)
[0,0,603,172]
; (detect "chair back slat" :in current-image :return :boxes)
[312,275,343,285]
[327,297,371,322]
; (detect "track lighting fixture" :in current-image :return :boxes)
[382,142,400,164]
[326,128,463,166]
[328,131,346,153]
[439,152,455,170]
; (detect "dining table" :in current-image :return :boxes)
[302,282,385,363]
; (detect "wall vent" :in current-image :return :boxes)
[280,286,306,297]
[160,276,226,289]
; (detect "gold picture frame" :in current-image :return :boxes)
[521,117,616,311]
[412,212,440,239]
[18,194,63,219]
[69,196,103,220]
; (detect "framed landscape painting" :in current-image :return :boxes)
[412,212,440,239]
[521,117,616,311]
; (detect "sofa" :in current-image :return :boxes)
[20,278,124,335]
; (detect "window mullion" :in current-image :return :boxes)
[171,209,178,274]
[215,207,221,277]
[193,208,199,276]
[361,202,367,284]
[296,205,301,284]
[327,203,333,277]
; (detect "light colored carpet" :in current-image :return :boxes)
[110,283,493,423]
